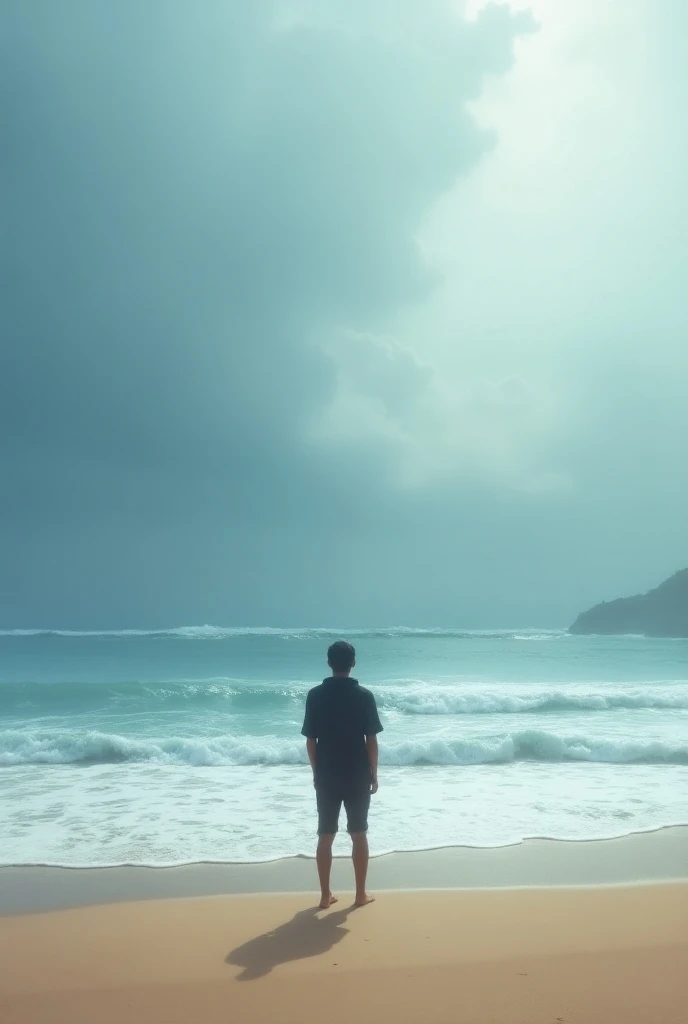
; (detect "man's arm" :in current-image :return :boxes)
[364,691,383,794]
[302,691,318,785]
[306,737,317,784]
[366,735,379,794]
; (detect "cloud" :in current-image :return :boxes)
[1,1,531,482]
[0,0,535,624]
[312,329,566,491]
[1,0,686,626]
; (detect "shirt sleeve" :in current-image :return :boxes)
[364,692,383,736]
[301,691,317,739]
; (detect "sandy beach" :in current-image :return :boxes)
[1,832,686,1024]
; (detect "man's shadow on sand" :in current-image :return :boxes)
[226,904,355,981]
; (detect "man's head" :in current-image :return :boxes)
[327,640,356,676]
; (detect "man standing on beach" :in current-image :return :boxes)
[302,640,383,909]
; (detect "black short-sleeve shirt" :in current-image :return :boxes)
[301,677,383,785]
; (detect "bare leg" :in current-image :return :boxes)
[316,834,338,908]
[351,832,375,906]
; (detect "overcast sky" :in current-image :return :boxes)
[2,0,686,629]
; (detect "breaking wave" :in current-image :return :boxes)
[394,687,688,715]
[2,728,687,767]
[2,678,687,716]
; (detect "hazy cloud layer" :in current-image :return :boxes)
[1,0,686,627]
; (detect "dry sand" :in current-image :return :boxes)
[1,883,686,1023]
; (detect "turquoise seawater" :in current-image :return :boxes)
[1,628,687,864]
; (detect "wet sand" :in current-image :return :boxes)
[2,824,686,915]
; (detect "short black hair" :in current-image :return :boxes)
[327,640,356,673]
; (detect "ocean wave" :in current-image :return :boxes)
[2,728,687,767]
[395,688,688,715]
[0,625,248,639]
[0,625,565,641]
[0,678,304,712]
[2,678,687,716]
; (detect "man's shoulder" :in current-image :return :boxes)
[356,684,376,701]
[306,679,376,700]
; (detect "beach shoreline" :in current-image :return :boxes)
[2,825,687,917]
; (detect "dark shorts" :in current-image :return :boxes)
[315,780,371,836]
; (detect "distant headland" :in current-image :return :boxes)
[569,569,688,638]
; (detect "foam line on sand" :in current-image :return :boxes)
[2,825,687,915]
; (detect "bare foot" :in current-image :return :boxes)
[354,893,375,907]
[319,893,339,909]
